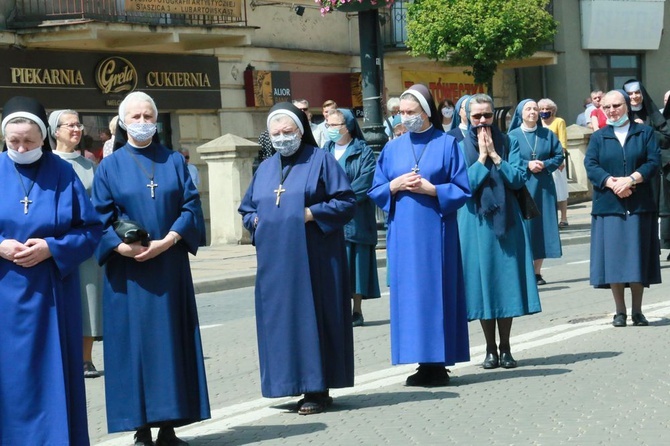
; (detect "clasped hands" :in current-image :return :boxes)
[390,172,437,196]
[117,232,178,262]
[606,176,634,198]
[0,238,52,267]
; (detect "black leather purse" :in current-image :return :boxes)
[113,220,151,247]
[514,186,541,220]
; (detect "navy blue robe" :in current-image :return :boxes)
[368,128,471,365]
[92,143,210,432]
[0,152,102,445]
[239,145,356,398]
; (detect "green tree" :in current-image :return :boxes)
[406,0,558,94]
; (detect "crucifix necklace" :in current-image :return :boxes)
[125,146,158,198]
[274,158,294,206]
[12,163,39,214]
[522,129,538,160]
[410,128,434,173]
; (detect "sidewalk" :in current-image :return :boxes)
[190,200,593,295]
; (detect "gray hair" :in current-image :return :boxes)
[469,94,494,108]
[387,97,400,112]
[118,91,158,129]
[538,98,557,112]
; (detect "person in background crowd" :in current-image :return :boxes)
[538,98,570,227]
[323,108,380,327]
[293,99,319,134]
[458,94,541,370]
[622,79,670,259]
[180,148,201,189]
[576,97,592,127]
[438,99,456,132]
[584,89,661,327]
[589,90,607,130]
[103,116,118,158]
[0,96,102,445]
[661,90,670,113]
[49,109,104,379]
[239,102,356,415]
[384,97,400,140]
[391,114,407,138]
[92,91,210,446]
[447,95,471,143]
[508,99,564,286]
[368,84,471,387]
[312,99,338,147]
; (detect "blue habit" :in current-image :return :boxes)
[368,128,471,366]
[0,152,102,445]
[92,143,210,432]
[239,145,356,398]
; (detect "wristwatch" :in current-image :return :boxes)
[629,175,637,186]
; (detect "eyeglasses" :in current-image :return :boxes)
[601,103,624,111]
[59,123,85,131]
[471,113,494,120]
[325,122,346,128]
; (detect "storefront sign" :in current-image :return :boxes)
[0,49,221,110]
[402,71,485,104]
[244,70,363,115]
[126,0,241,18]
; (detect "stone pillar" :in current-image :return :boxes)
[197,134,258,245]
[566,124,593,201]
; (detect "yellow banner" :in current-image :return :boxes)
[126,0,241,18]
[401,71,485,104]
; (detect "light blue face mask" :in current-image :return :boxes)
[327,127,344,143]
[607,114,629,127]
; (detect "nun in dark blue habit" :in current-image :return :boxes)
[238,102,356,415]
[585,89,661,328]
[0,96,102,445]
[446,94,471,143]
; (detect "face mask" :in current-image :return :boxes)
[7,147,43,165]
[607,114,629,127]
[539,111,552,120]
[126,122,157,143]
[401,114,425,133]
[441,107,454,118]
[327,128,344,143]
[271,133,301,157]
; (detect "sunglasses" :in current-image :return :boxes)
[471,112,494,120]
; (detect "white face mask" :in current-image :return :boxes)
[7,147,43,165]
[271,133,301,157]
[441,107,454,118]
[401,114,425,133]
[126,122,157,144]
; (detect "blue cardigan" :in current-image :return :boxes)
[585,123,660,216]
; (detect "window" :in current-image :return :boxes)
[590,54,641,92]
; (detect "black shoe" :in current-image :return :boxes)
[482,352,499,369]
[405,365,450,387]
[352,312,364,327]
[156,427,189,446]
[499,352,517,369]
[631,313,649,326]
[134,427,154,446]
[83,361,101,378]
[535,274,546,286]
[612,312,627,327]
[298,392,330,415]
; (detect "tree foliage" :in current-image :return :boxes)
[406,0,558,91]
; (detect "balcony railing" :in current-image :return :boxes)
[379,1,408,49]
[8,0,247,28]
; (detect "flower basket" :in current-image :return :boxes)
[316,0,395,15]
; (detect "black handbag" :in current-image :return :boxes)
[112,220,151,247]
[514,186,541,220]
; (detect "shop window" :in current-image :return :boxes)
[589,53,641,92]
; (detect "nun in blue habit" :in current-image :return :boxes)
[239,102,356,415]
[368,84,471,387]
[456,94,541,370]
[508,99,564,286]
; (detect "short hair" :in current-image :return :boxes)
[322,100,337,109]
[469,93,493,108]
[387,97,400,112]
[293,99,309,108]
[119,91,157,126]
[537,98,557,112]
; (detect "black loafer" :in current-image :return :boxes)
[482,352,499,369]
[535,274,547,286]
[405,365,450,387]
[499,352,517,369]
[631,313,649,326]
[134,427,154,446]
[352,312,364,327]
[156,427,189,446]
[612,312,627,327]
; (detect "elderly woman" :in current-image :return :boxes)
[239,102,356,415]
[508,99,564,285]
[538,98,570,228]
[48,109,104,379]
[323,108,380,326]
[92,91,210,445]
[457,94,541,369]
[368,84,471,387]
[0,96,102,445]
[585,89,661,327]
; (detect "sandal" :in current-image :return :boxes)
[298,401,325,415]
[558,221,569,229]
[296,392,332,415]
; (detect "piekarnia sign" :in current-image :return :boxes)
[125,0,241,18]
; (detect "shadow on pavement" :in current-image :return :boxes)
[450,367,571,386]
[358,319,390,327]
[192,422,327,445]
[519,351,622,367]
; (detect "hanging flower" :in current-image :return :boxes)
[315,0,395,17]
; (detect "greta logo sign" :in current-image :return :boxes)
[96,57,138,94]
